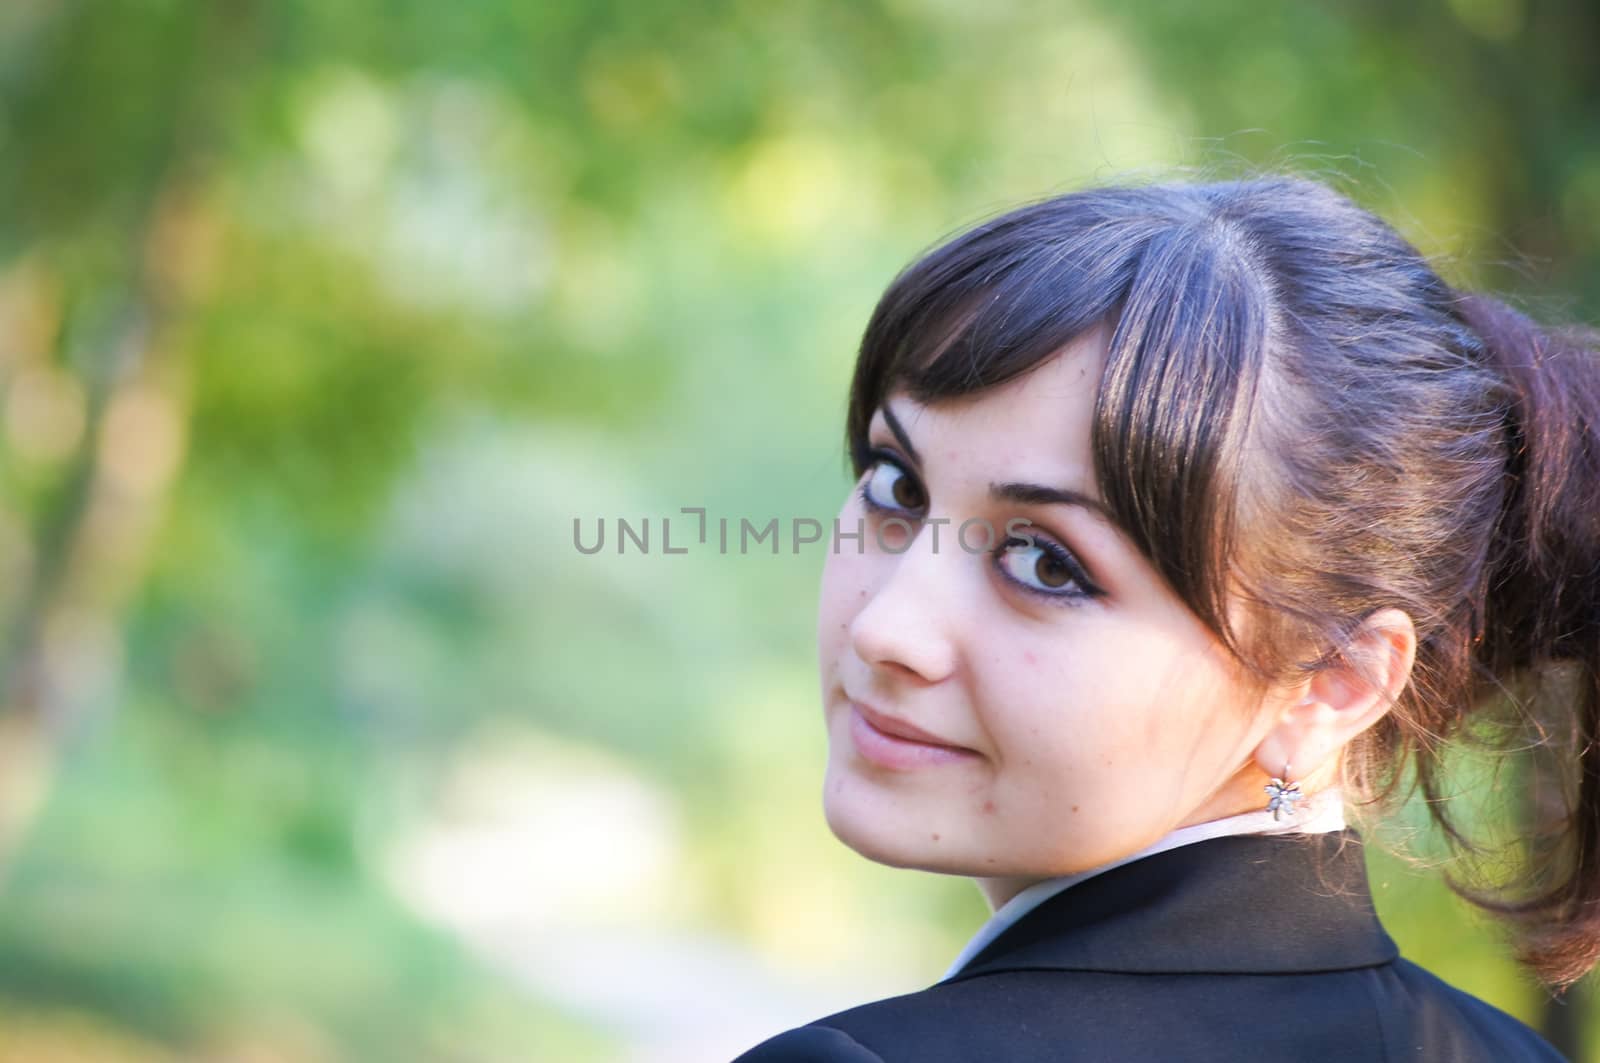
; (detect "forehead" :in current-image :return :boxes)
[878,328,1109,479]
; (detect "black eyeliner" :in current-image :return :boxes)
[856,448,1104,602]
[992,531,1104,604]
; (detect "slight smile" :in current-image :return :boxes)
[848,701,982,771]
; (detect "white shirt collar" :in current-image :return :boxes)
[939,787,1346,981]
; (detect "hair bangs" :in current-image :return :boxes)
[845,200,1141,474]
[844,192,1277,669]
[1094,222,1275,669]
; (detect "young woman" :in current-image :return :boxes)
[733,176,1598,1061]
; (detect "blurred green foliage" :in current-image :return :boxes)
[0,0,1596,1059]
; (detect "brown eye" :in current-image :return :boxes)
[892,472,924,509]
[863,459,926,513]
[1035,551,1071,588]
[997,536,1091,599]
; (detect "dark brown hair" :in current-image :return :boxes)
[845,176,1600,988]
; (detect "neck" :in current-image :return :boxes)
[972,784,1345,912]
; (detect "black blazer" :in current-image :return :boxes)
[732,831,1566,1061]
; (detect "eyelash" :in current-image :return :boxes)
[854,448,1103,605]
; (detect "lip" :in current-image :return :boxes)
[847,700,979,771]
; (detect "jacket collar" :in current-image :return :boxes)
[946,830,1398,980]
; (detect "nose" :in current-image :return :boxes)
[847,522,960,684]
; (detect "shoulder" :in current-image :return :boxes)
[1378,958,1568,1061]
[730,975,1069,1062]
[731,968,1377,1062]
[731,1023,886,1063]
[731,963,1571,1063]
[729,978,994,1062]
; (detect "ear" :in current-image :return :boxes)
[1253,607,1417,787]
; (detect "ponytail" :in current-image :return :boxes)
[1454,293,1600,987]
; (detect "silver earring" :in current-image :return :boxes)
[1264,763,1305,821]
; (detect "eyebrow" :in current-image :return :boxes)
[876,404,1114,524]
[880,403,923,468]
[988,481,1115,523]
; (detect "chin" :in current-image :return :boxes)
[821,770,979,874]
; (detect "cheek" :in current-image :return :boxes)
[816,562,857,685]
[816,530,875,649]
[987,627,1198,765]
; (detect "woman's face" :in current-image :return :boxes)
[816,327,1297,904]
